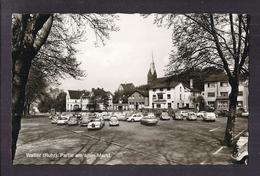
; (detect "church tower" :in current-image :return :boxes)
[147,52,157,85]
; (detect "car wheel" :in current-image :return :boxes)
[131,119,134,122]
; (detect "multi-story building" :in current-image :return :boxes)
[66,90,90,111]
[128,90,149,110]
[148,77,201,110]
[203,73,249,111]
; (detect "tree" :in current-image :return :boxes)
[12,13,118,160]
[150,14,249,146]
[55,91,66,112]
[24,67,48,115]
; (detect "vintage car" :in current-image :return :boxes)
[196,111,206,118]
[87,118,105,130]
[180,111,189,118]
[127,113,144,122]
[174,113,184,120]
[109,116,119,126]
[67,116,78,126]
[51,116,59,124]
[74,113,82,120]
[60,112,71,120]
[203,112,217,122]
[57,117,69,125]
[140,114,158,125]
[241,111,249,117]
[160,112,171,120]
[80,115,90,126]
[232,131,248,164]
[186,112,197,121]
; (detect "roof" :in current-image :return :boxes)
[205,72,229,82]
[182,83,201,92]
[119,83,135,91]
[68,90,84,99]
[149,77,180,89]
[129,89,149,97]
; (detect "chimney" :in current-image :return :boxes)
[190,79,193,89]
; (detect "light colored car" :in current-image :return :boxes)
[232,142,248,165]
[51,117,58,124]
[180,111,189,118]
[203,112,217,121]
[127,113,143,122]
[109,116,119,126]
[196,111,206,118]
[80,115,90,126]
[57,117,69,125]
[160,112,171,120]
[174,113,184,120]
[141,114,158,125]
[187,112,197,121]
[67,116,78,126]
[60,112,71,120]
[87,118,105,130]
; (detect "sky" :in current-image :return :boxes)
[57,14,173,93]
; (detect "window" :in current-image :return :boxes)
[208,92,215,97]
[238,91,243,96]
[180,94,182,100]
[157,93,163,99]
[156,104,161,108]
[180,86,182,92]
[167,94,171,99]
[153,95,156,99]
[153,89,156,92]
[220,92,228,97]
[167,88,171,91]
[208,101,215,107]
[208,83,215,88]
[168,103,171,108]
[220,82,228,87]
[160,88,163,91]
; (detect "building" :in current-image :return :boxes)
[128,89,149,110]
[113,83,135,111]
[66,90,90,111]
[203,73,249,111]
[148,77,200,110]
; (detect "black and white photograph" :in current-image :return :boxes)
[11,13,249,165]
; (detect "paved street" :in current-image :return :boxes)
[14,116,248,165]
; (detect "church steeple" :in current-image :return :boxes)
[147,52,157,85]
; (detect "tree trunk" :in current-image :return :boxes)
[12,14,53,161]
[224,79,239,146]
[12,53,34,160]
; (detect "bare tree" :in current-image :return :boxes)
[12,13,118,160]
[149,13,249,146]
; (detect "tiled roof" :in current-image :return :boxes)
[68,90,84,99]
[149,77,180,89]
[120,83,135,91]
[205,72,229,82]
[129,89,149,98]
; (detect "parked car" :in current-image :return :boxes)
[174,113,184,120]
[186,112,197,121]
[57,117,69,125]
[109,116,119,126]
[51,117,59,124]
[141,114,158,126]
[160,112,171,120]
[87,118,105,130]
[80,115,90,126]
[203,112,217,122]
[196,111,206,118]
[74,113,82,119]
[60,112,71,120]
[67,116,78,126]
[232,140,248,165]
[127,113,144,122]
[180,111,189,118]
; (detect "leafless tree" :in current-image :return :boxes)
[12,13,118,160]
[148,13,249,146]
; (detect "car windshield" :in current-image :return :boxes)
[70,117,77,120]
[110,117,117,121]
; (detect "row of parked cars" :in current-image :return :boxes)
[49,110,217,130]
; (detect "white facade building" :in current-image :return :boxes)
[203,73,249,110]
